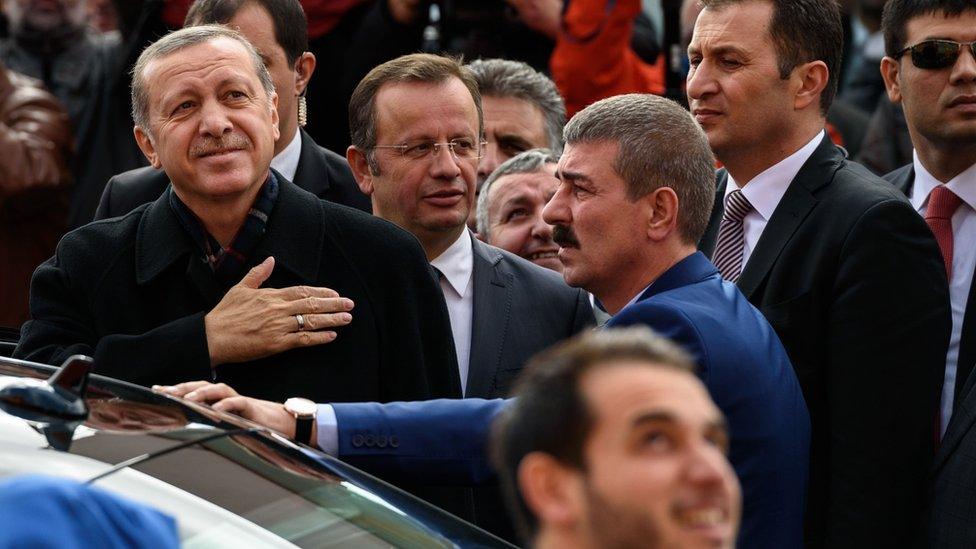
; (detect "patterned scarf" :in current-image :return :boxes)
[169,173,279,287]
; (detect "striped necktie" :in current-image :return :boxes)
[713,189,754,282]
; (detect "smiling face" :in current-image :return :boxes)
[361,78,480,251]
[485,164,561,272]
[573,363,740,549]
[685,1,795,164]
[133,37,279,204]
[542,140,649,307]
[881,10,976,161]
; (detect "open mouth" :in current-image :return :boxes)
[527,251,559,261]
[676,507,728,528]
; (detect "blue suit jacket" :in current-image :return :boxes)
[333,253,810,548]
[607,252,809,549]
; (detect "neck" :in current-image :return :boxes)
[276,116,299,157]
[534,527,585,549]
[913,136,976,183]
[423,226,466,262]
[595,243,696,315]
[174,171,268,248]
[720,122,822,186]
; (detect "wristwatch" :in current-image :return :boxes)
[283,397,317,445]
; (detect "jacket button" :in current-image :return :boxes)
[377,435,388,448]
[390,436,399,448]
[364,434,376,447]
[352,434,364,448]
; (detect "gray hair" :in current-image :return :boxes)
[476,148,558,238]
[131,25,276,136]
[467,59,566,154]
[564,94,716,245]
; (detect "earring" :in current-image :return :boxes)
[298,94,308,127]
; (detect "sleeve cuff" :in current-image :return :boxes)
[316,404,338,456]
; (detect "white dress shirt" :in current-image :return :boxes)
[910,153,976,434]
[271,129,302,182]
[724,130,824,266]
[430,230,475,397]
[316,230,475,455]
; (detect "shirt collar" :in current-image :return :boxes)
[725,130,824,220]
[429,230,474,297]
[910,151,976,214]
[271,129,302,182]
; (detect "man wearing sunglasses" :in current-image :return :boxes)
[878,2,976,545]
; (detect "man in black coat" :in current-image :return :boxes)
[689,0,950,546]
[15,26,459,409]
[93,0,369,221]
[875,1,976,546]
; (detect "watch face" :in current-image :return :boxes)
[284,397,317,417]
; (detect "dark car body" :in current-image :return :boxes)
[0,354,513,548]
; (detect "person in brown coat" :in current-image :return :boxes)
[0,61,72,330]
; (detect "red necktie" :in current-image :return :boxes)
[925,186,963,279]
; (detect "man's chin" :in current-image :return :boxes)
[529,256,563,274]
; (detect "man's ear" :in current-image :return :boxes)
[517,452,584,531]
[269,91,280,143]
[294,52,316,96]
[880,56,903,104]
[346,146,375,196]
[133,126,161,169]
[792,60,829,112]
[646,187,680,242]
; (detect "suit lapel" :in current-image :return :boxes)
[736,136,840,300]
[466,236,512,398]
[698,172,727,258]
[291,129,330,197]
[934,386,976,473]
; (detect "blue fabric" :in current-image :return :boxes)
[0,475,179,549]
[607,252,810,549]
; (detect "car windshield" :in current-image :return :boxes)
[0,359,508,548]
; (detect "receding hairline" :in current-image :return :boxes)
[486,164,557,212]
[139,35,257,90]
[371,76,481,136]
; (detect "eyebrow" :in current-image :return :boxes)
[688,44,748,58]
[556,169,592,183]
[631,411,730,435]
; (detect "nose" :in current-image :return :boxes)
[685,59,718,102]
[531,211,554,242]
[685,441,733,489]
[429,141,464,180]
[198,99,233,138]
[949,43,976,85]
[478,141,501,180]
[542,182,571,226]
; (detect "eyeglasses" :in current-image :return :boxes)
[897,39,976,69]
[372,138,487,161]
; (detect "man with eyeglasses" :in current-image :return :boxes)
[687,0,950,546]
[877,2,976,545]
[344,53,593,542]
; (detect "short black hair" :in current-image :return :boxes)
[882,0,976,58]
[489,327,695,544]
[700,0,843,115]
[185,0,308,64]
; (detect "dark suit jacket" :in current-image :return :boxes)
[465,234,594,541]
[93,129,370,221]
[886,164,976,547]
[14,177,460,405]
[701,137,951,548]
[467,234,594,398]
[609,252,809,549]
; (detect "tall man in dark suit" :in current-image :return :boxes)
[14,26,459,409]
[344,52,592,539]
[687,0,952,546]
[875,1,976,545]
[93,0,370,221]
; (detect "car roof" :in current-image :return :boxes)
[0,355,513,548]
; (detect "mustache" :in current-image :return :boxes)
[190,134,251,157]
[552,224,580,248]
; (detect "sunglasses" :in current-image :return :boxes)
[897,39,976,69]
